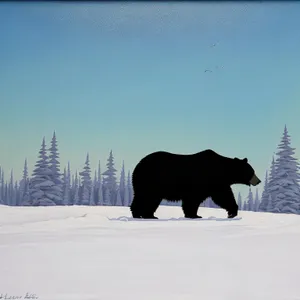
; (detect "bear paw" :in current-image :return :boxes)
[185,215,202,219]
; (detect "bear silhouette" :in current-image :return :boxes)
[130,149,261,219]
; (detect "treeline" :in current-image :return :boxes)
[1,125,299,215]
[0,132,133,207]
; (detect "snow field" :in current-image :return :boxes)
[1,205,300,300]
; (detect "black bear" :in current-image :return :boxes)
[130,149,261,219]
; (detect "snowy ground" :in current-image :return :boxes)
[1,205,300,300]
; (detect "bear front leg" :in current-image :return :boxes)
[182,198,202,219]
[211,186,238,218]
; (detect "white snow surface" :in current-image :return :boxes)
[1,205,300,300]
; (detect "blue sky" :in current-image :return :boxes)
[1,2,300,200]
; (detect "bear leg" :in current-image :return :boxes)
[181,198,202,219]
[211,186,238,218]
[130,194,161,219]
[140,196,161,219]
[130,194,144,218]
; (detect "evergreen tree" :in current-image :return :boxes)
[270,125,300,214]
[266,194,273,212]
[123,180,130,207]
[116,188,122,206]
[19,159,30,205]
[103,187,111,206]
[79,153,92,205]
[246,187,254,211]
[119,161,126,205]
[127,170,133,206]
[97,182,104,206]
[258,170,269,212]
[89,183,95,205]
[1,170,4,203]
[254,189,260,212]
[62,167,70,205]
[14,181,20,206]
[102,150,118,205]
[242,200,247,211]
[48,131,63,205]
[237,192,242,210]
[28,137,56,206]
[8,170,14,206]
[73,171,80,205]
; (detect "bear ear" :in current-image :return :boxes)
[243,158,248,163]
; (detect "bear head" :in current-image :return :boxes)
[233,157,261,187]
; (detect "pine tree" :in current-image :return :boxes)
[116,188,122,206]
[246,187,254,211]
[119,161,126,205]
[127,170,133,206]
[19,159,30,206]
[1,169,4,204]
[29,137,56,206]
[14,181,20,206]
[8,170,15,206]
[62,167,70,205]
[254,189,260,212]
[237,192,242,210]
[270,125,300,214]
[48,131,63,205]
[103,187,111,206]
[97,161,102,189]
[79,153,92,205]
[242,200,247,211]
[102,150,117,205]
[89,183,95,205]
[266,194,273,212]
[258,170,269,212]
[73,171,80,205]
[97,183,104,206]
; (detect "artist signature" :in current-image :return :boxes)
[0,293,38,299]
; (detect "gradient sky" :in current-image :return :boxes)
[1,2,300,201]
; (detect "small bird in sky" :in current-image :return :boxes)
[205,69,212,73]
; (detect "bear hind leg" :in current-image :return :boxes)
[130,194,161,219]
[181,197,202,219]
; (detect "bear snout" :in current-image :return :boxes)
[250,174,261,186]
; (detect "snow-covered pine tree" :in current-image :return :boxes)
[102,150,118,205]
[14,181,20,206]
[246,188,254,211]
[103,187,111,206]
[266,194,273,212]
[242,200,247,211]
[97,161,102,189]
[19,159,30,206]
[258,170,269,212]
[254,189,260,212]
[89,183,95,205]
[62,167,70,205]
[73,171,80,205]
[29,137,56,206]
[127,170,133,206]
[48,131,63,205]
[79,153,92,206]
[123,180,130,207]
[119,161,126,206]
[8,170,15,206]
[4,182,8,205]
[1,169,4,204]
[116,188,122,206]
[270,125,300,214]
[237,192,242,210]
